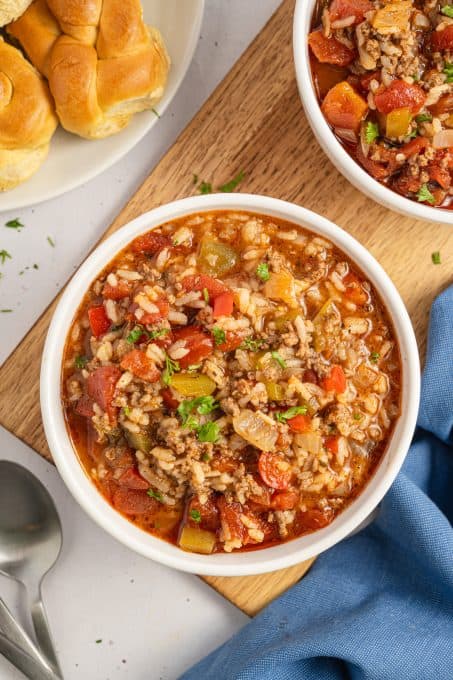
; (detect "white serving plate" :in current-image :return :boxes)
[0,0,205,211]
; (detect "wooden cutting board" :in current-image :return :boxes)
[0,0,452,616]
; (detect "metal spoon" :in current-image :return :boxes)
[0,461,63,677]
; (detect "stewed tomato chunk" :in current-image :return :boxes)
[88,305,110,338]
[171,326,214,368]
[86,366,122,421]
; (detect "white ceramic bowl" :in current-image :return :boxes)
[293,0,452,225]
[41,194,420,576]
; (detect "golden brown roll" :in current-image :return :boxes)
[8,0,170,139]
[0,0,33,27]
[0,37,57,191]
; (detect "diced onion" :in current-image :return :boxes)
[232,409,278,451]
[294,432,322,455]
[335,127,358,144]
[432,130,453,149]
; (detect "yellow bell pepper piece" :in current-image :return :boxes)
[170,373,216,397]
[385,107,412,138]
[372,1,412,34]
[265,382,285,401]
[179,526,216,554]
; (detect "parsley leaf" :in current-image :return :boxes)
[370,351,380,363]
[218,171,245,193]
[202,287,210,303]
[271,351,287,369]
[127,325,145,344]
[212,327,226,346]
[275,405,308,423]
[198,181,213,195]
[190,509,201,522]
[256,262,270,282]
[5,218,24,230]
[365,121,379,145]
[198,421,220,443]
[443,62,453,83]
[431,251,441,265]
[147,489,164,502]
[415,113,432,124]
[152,108,161,118]
[416,183,435,205]
[1,309,12,313]
[47,236,55,247]
[240,336,264,352]
[177,396,219,424]
[162,356,180,386]
[75,355,89,369]
[441,5,453,18]
[0,250,12,265]
[148,327,169,340]
[353,412,363,421]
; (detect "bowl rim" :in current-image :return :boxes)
[293,0,453,226]
[40,193,420,576]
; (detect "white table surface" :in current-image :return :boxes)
[0,1,282,677]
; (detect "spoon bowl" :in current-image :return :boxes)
[0,462,63,676]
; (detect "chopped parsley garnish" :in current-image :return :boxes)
[212,327,226,346]
[370,351,380,364]
[47,236,55,247]
[353,412,363,421]
[152,108,161,118]
[190,509,201,523]
[0,250,11,265]
[256,262,270,282]
[33,263,39,270]
[5,218,24,230]
[408,128,418,139]
[163,355,180,385]
[365,121,379,145]
[148,327,169,340]
[197,421,220,443]
[147,489,164,502]
[123,406,131,417]
[202,287,210,303]
[275,405,308,423]
[240,336,264,352]
[415,113,432,124]
[193,173,199,185]
[127,325,145,344]
[1,309,12,313]
[177,396,219,424]
[198,181,213,195]
[111,323,125,332]
[441,5,453,18]
[95,640,102,644]
[75,355,89,369]
[271,351,287,369]
[431,251,441,265]
[443,62,453,83]
[416,183,435,205]
[201,453,211,462]
[218,171,245,193]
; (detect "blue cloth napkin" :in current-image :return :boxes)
[181,286,453,680]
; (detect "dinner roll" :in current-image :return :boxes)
[0,0,32,26]
[0,38,57,191]
[8,0,170,139]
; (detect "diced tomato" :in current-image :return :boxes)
[213,292,234,319]
[86,366,122,420]
[258,452,292,490]
[321,81,368,132]
[329,0,373,23]
[182,274,230,300]
[140,298,170,326]
[401,136,429,158]
[374,80,425,114]
[315,62,349,99]
[355,144,399,181]
[287,414,312,433]
[118,468,150,490]
[297,508,334,532]
[359,70,380,93]
[325,435,339,454]
[271,490,300,511]
[216,332,243,353]
[131,232,171,255]
[102,280,130,300]
[303,369,318,384]
[211,455,238,473]
[217,497,247,542]
[171,326,214,368]
[74,394,94,418]
[308,30,355,67]
[187,494,219,531]
[431,25,453,51]
[428,151,452,190]
[428,93,453,116]
[321,365,347,393]
[88,305,111,338]
[161,387,179,410]
[112,487,157,516]
[120,350,160,383]
[343,271,369,305]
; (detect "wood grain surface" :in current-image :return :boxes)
[0,0,452,615]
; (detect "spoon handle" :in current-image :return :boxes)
[0,597,56,675]
[0,631,60,680]
[30,593,62,678]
